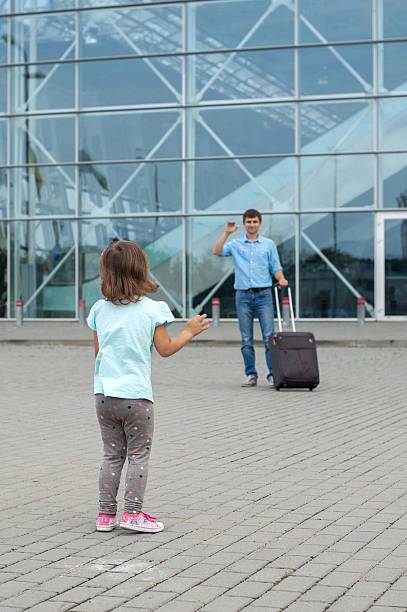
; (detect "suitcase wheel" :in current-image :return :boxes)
[275,386,281,391]
[309,386,314,391]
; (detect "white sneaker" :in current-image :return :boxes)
[242,376,257,387]
[267,375,275,387]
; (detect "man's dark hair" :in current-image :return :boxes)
[243,209,262,223]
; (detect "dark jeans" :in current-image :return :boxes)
[235,288,274,379]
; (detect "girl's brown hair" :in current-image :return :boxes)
[100,240,159,304]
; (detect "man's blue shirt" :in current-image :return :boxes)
[220,234,282,290]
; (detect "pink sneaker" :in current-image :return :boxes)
[96,514,118,532]
[120,511,164,533]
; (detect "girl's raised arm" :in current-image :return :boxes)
[154,314,209,357]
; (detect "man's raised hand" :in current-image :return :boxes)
[225,221,238,235]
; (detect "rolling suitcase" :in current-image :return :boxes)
[270,287,320,391]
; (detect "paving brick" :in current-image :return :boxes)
[200,595,253,611]
[71,595,128,611]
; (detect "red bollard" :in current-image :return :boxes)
[211,297,221,327]
[79,298,87,326]
[15,297,24,327]
[357,297,366,326]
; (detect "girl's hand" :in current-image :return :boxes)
[185,313,210,337]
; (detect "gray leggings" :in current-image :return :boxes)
[95,394,154,514]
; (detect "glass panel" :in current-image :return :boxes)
[0,220,6,317]
[381,42,407,94]
[80,111,181,162]
[80,217,183,316]
[11,13,75,62]
[382,154,407,209]
[0,18,7,62]
[0,67,5,113]
[80,162,181,215]
[385,218,407,315]
[13,1,74,12]
[301,155,374,210]
[299,0,372,42]
[80,0,166,6]
[300,212,374,317]
[301,100,373,154]
[11,63,75,112]
[379,98,407,151]
[192,49,294,103]
[0,2,8,15]
[10,166,75,216]
[0,118,5,164]
[80,5,182,57]
[10,219,76,318]
[11,115,75,165]
[196,105,295,157]
[382,0,407,39]
[193,0,294,51]
[0,168,6,218]
[191,157,295,212]
[188,214,295,318]
[300,45,373,96]
[80,57,181,108]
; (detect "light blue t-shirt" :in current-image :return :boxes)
[87,297,175,402]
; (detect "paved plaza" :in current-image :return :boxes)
[1,341,407,612]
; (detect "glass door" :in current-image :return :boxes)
[376,212,407,319]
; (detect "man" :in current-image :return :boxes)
[212,209,288,387]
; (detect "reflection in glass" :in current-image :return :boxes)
[13,1,74,13]
[197,104,295,157]
[10,166,75,216]
[300,45,372,96]
[301,155,373,209]
[301,100,373,153]
[0,18,6,62]
[385,218,407,315]
[80,111,181,162]
[10,219,76,318]
[80,58,181,108]
[299,0,371,42]
[80,217,183,316]
[300,212,374,317]
[188,214,295,318]
[80,162,181,215]
[0,119,5,164]
[11,63,75,112]
[11,13,75,62]
[382,154,407,209]
[0,68,5,113]
[0,221,5,317]
[382,43,407,94]
[11,115,75,165]
[192,49,294,103]
[379,98,407,151]
[80,5,182,57]
[192,157,295,212]
[382,0,407,39]
[0,169,6,218]
[193,0,294,51]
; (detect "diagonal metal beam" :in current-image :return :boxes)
[22,124,75,187]
[299,15,371,92]
[301,230,374,316]
[17,41,76,113]
[198,114,289,209]
[112,21,181,101]
[192,263,234,314]
[196,0,281,101]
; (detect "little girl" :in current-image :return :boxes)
[87,239,209,533]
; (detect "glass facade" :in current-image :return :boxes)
[0,0,406,320]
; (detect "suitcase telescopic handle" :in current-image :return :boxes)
[274,285,296,333]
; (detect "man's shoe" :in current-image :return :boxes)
[96,514,118,532]
[120,511,164,533]
[242,376,257,387]
[267,375,275,387]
